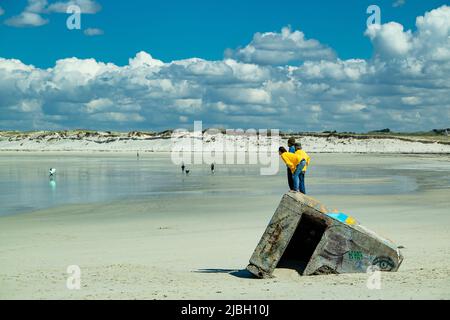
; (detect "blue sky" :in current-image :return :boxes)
[0,0,449,132]
[1,0,448,66]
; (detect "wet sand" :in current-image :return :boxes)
[0,153,449,299]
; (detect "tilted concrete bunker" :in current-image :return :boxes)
[247,192,403,278]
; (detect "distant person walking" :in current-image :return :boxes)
[181,162,185,173]
[211,163,215,174]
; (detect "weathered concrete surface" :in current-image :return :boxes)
[247,192,403,278]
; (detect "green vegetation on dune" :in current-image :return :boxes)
[0,128,449,144]
[281,128,450,144]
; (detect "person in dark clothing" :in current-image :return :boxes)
[286,137,296,190]
[211,163,215,173]
[181,162,185,173]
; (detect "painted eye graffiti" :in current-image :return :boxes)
[372,257,395,271]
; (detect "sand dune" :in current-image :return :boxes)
[1,130,449,153]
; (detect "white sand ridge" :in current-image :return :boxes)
[0,130,449,153]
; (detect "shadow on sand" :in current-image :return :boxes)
[194,268,255,279]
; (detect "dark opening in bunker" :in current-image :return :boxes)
[277,214,327,274]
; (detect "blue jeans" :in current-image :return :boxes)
[299,172,306,194]
[293,160,306,193]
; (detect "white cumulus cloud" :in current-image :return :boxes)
[4,0,101,29]
[229,26,336,65]
[1,6,449,132]
[84,28,104,36]
[5,12,49,27]
[47,0,102,14]
[393,0,406,8]
[365,22,412,58]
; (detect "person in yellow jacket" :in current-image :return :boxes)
[279,146,303,193]
[294,143,310,194]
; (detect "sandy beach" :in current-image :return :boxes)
[0,153,449,299]
[0,155,450,299]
